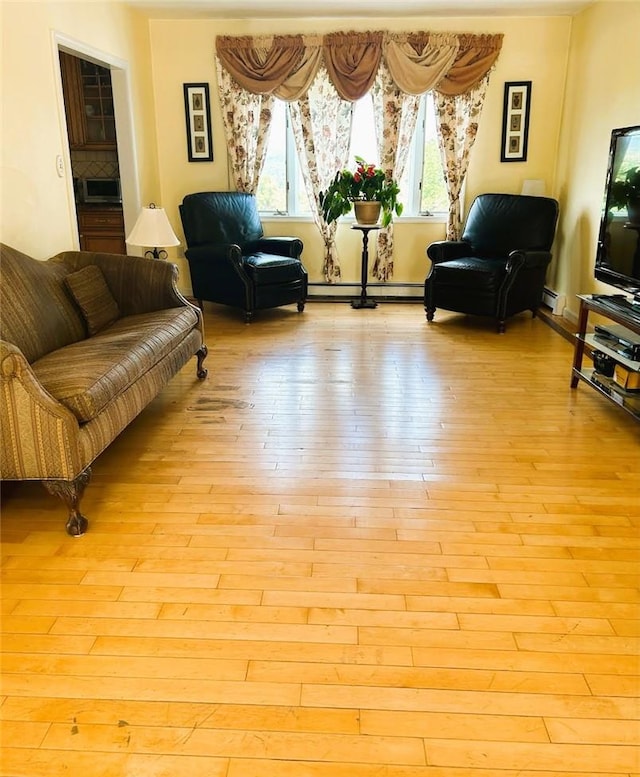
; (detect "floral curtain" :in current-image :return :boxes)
[289,69,353,282]
[215,57,274,193]
[430,34,501,238]
[434,73,492,239]
[370,61,421,281]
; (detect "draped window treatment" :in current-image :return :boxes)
[215,58,275,193]
[215,30,502,278]
[432,34,504,238]
[435,75,492,240]
[289,69,353,282]
[216,31,502,100]
[322,31,384,102]
[370,62,421,281]
[216,34,322,100]
[383,32,459,95]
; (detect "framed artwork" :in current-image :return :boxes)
[500,81,532,163]
[183,83,213,162]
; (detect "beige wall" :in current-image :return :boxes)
[0,1,156,258]
[149,14,571,290]
[554,0,640,319]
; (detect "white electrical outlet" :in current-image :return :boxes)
[56,155,64,178]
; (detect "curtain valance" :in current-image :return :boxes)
[323,31,384,101]
[215,30,503,99]
[384,32,459,96]
[434,33,502,96]
[216,34,323,100]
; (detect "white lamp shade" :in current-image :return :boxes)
[126,206,180,248]
[521,179,546,197]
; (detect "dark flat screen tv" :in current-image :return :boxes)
[595,125,640,301]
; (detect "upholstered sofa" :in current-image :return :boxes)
[0,243,208,535]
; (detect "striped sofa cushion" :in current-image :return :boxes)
[31,307,199,423]
[0,243,86,363]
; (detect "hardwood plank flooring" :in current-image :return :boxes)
[1,302,639,776]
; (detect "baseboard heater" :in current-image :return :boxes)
[308,281,423,302]
[542,287,566,316]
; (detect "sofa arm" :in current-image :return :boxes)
[51,251,192,317]
[427,240,472,264]
[0,341,82,481]
[244,237,303,259]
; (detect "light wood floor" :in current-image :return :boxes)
[1,302,639,777]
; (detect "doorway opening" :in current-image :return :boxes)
[59,50,125,253]
[54,33,140,252]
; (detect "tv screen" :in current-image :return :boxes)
[595,125,640,297]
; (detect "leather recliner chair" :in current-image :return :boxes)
[424,193,559,333]
[179,192,308,322]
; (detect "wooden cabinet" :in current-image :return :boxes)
[60,52,116,150]
[78,207,126,254]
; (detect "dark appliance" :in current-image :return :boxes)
[594,125,640,319]
[79,177,121,204]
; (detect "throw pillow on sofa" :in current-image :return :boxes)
[65,265,120,335]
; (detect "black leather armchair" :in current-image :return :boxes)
[425,193,559,333]
[179,192,308,322]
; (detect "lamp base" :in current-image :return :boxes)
[144,248,168,260]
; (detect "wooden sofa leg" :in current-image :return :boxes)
[42,467,92,537]
[196,344,208,380]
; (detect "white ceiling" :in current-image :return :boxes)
[127,0,595,19]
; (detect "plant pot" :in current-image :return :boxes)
[627,197,640,225]
[353,200,381,225]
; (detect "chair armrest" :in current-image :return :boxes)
[0,341,82,480]
[51,251,188,316]
[244,237,303,259]
[427,240,472,264]
[184,243,250,299]
[506,249,552,272]
[185,243,243,268]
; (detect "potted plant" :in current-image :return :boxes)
[319,156,403,227]
[611,165,640,223]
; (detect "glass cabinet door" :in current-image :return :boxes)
[79,60,116,146]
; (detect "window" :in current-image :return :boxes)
[257,100,311,215]
[256,94,447,218]
[403,95,449,216]
[256,100,287,213]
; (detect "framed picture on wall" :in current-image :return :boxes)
[500,81,532,163]
[183,83,213,162]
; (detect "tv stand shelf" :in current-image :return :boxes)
[571,294,640,420]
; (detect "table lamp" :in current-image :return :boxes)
[126,203,180,260]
